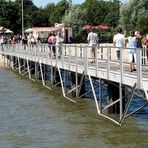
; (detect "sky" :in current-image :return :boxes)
[33,0,128,8]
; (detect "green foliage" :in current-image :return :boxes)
[0,0,19,32]
[0,0,147,42]
[50,0,69,25]
[44,3,56,26]
[136,11,148,32]
[120,0,148,33]
[63,0,120,43]
[63,5,86,27]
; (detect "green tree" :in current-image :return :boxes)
[104,0,120,27]
[0,0,19,32]
[120,0,148,32]
[136,11,148,32]
[51,0,69,25]
[44,3,56,26]
[62,5,87,43]
[63,5,85,27]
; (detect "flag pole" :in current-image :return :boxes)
[22,0,24,37]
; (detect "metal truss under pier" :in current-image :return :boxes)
[0,44,148,126]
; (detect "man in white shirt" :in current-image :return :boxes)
[113,27,125,60]
[87,28,99,63]
[55,32,63,58]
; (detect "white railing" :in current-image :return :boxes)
[0,43,148,90]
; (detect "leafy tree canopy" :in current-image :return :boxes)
[120,0,148,33]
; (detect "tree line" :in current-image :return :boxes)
[0,0,147,42]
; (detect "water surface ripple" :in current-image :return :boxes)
[0,68,147,148]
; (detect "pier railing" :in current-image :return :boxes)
[0,43,148,126]
[0,43,148,90]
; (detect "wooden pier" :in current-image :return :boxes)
[0,43,148,126]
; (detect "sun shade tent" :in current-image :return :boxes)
[0,27,7,33]
[32,27,62,32]
[82,25,94,29]
[25,28,33,33]
[25,27,62,34]
[5,29,13,34]
[95,25,110,29]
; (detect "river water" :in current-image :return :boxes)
[0,67,147,148]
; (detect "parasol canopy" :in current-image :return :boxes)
[5,29,13,34]
[95,25,110,29]
[25,28,33,33]
[82,25,94,29]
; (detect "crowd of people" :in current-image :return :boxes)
[0,31,44,45]
[87,27,148,72]
[1,28,148,71]
[113,28,146,72]
[47,31,64,58]
[0,31,64,58]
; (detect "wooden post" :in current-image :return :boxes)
[71,72,85,98]
[108,82,125,114]
[35,62,40,79]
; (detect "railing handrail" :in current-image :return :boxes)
[0,43,148,90]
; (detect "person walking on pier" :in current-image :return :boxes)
[145,32,148,60]
[87,28,99,63]
[22,34,28,50]
[55,31,63,58]
[47,33,52,57]
[48,32,56,58]
[126,31,137,72]
[113,27,125,60]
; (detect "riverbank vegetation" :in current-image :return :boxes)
[0,0,148,43]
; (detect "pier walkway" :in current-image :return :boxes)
[0,43,148,126]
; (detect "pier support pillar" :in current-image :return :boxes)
[20,59,24,71]
[44,65,50,81]
[108,82,125,114]
[30,61,35,74]
[53,67,60,85]
[71,72,85,98]
[35,62,40,79]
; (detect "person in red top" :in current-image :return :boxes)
[146,32,148,60]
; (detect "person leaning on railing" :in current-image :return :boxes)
[135,31,143,48]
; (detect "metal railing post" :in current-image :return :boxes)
[119,48,123,120]
[95,46,98,77]
[83,45,88,75]
[75,45,78,97]
[136,48,142,89]
[107,46,110,80]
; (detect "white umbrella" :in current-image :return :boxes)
[25,28,33,33]
[5,29,13,34]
